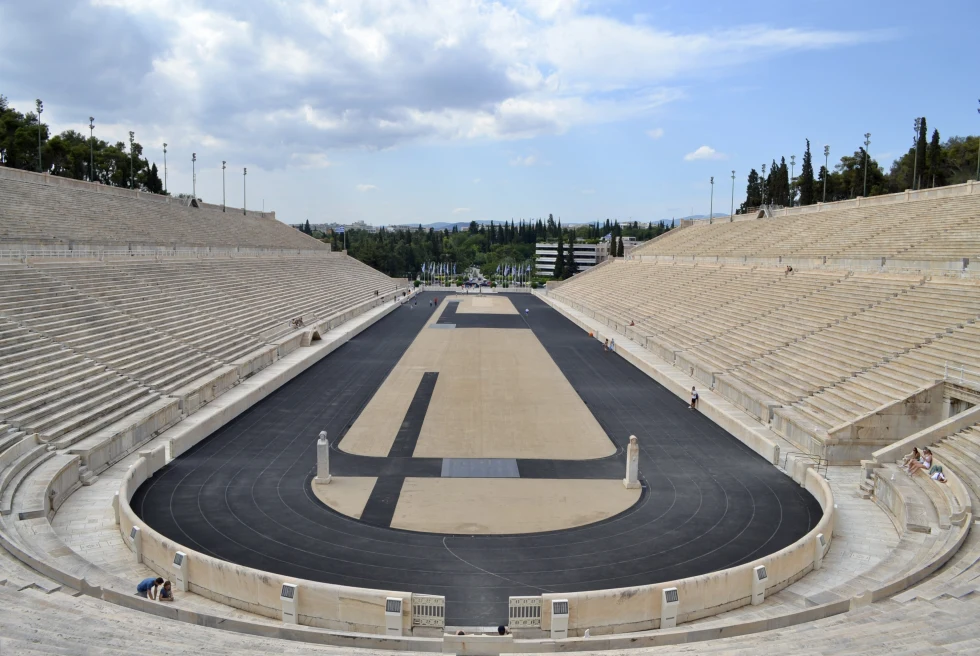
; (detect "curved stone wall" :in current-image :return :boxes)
[119,446,833,636]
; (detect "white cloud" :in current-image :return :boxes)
[581,188,595,195]
[472,178,481,184]
[510,154,538,167]
[684,146,726,161]
[646,128,664,140]
[452,207,471,214]
[355,184,377,192]
[2,1,882,166]
[290,152,331,169]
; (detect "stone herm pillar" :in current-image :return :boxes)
[623,435,640,489]
[315,431,331,485]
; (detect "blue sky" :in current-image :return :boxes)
[1,0,977,225]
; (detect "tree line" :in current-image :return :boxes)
[0,95,165,193]
[304,216,671,280]
[740,117,980,212]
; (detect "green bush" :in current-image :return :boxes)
[413,280,421,288]
[530,281,538,289]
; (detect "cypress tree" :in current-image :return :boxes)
[617,236,625,257]
[916,117,928,190]
[743,169,762,209]
[799,140,815,206]
[928,128,943,187]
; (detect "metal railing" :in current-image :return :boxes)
[944,361,980,388]
[781,451,829,480]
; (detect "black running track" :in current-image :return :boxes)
[132,293,822,626]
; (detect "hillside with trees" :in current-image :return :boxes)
[318,217,670,280]
[740,116,979,212]
[0,95,164,192]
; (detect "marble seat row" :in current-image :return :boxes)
[636,191,980,262]
[0,173,325,251]
[554,261,980,459]
[0,255,399,470]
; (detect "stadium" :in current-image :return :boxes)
[1,161,980,654]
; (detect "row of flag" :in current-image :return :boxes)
[495,263,532,277]
[421,262,457,275]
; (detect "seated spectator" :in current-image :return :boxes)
[628,320,635,326]
[136,576,163,600]
[497,626,509,636]
[908,448,933,476]
[930,464,947,483]
[158,580,175,602]
[902,447,922,472]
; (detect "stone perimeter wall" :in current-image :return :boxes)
[118,445,414,634]
[539,469,834,636]
[116,450,833,638]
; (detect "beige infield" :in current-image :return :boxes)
[390,478,640,534]
[340,295,614,459]
[323,295,634,534]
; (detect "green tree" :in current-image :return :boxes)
[927,129,944,188]
[145,163,163,194]
[565,229,578,277]
[554,224,565,279]
[741,168,762,211]
[799,140,815,206]
[616,236,625,257]
[915,117,928,190]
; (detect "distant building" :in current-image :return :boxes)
[535,242,610,277]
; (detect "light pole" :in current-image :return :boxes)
[863,132,871,197]
[913,118,921,191]
[35,99,43,173]
[129,131,135,189]
[192,153,197,200]
[761,163,767,205]
[221,161,226,211]
[730,170,736,221]
[88,117,95,182]
[823,145,830,202]
[790,155,796,206]
[709,176,714,222]
[243,167,247,215]
[163,143,168,193]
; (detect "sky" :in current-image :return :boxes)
[1,0,977,226]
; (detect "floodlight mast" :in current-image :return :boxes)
[863,133,871,197]
[35,99,43,173]
[89,117,95,182]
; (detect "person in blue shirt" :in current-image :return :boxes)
[136,576,164,600]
